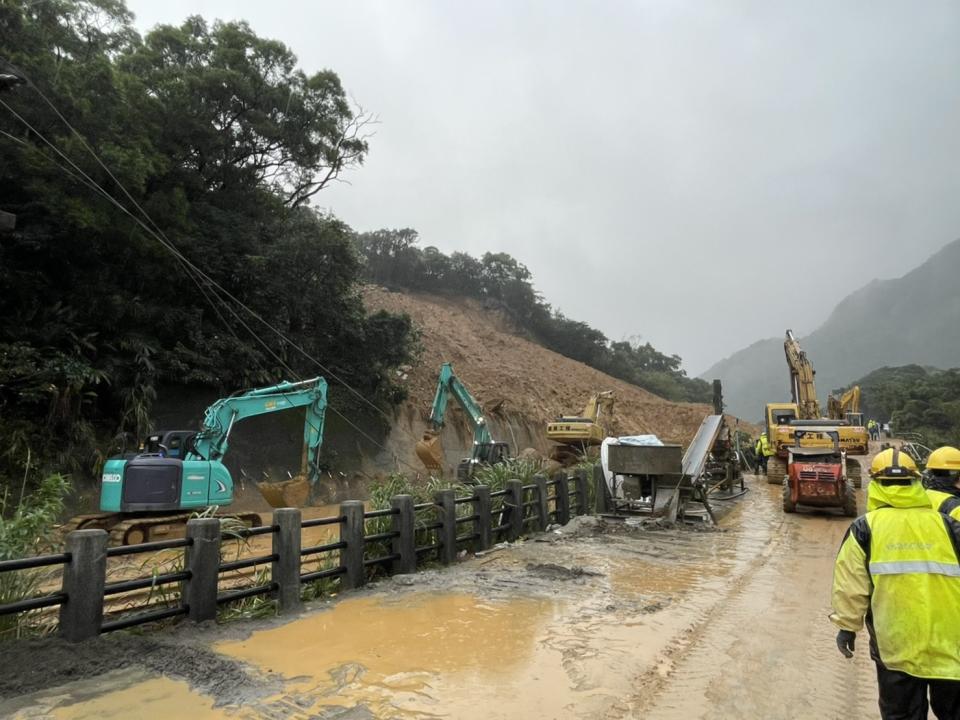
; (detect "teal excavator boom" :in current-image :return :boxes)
[190,378,327,483]
[415,363,511,481]
[72,377,328,545]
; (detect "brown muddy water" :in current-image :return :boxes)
[1,475,882,719]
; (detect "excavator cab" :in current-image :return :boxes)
[141,430,197,458]
[475,441,511,465]
[843,412,864,427]
[456,441,511,484]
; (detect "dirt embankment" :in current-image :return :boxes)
[364,286,748,474]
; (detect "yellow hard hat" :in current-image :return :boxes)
[869,448,919,480]
[926,446,960,472]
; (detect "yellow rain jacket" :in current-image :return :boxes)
[831,480,960,680]
[756,433,773,457]
[926,487,960,522]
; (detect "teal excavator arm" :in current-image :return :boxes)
[417,363,510,479]
[428,362,492,448]
[188,377,328,484]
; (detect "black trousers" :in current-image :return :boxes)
[877,665,960,720]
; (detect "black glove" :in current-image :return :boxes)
[836,630,856,658]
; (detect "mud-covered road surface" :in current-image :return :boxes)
[0,474,882,719]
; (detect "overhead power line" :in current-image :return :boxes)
[0,59,428,476]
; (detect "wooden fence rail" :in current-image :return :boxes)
[0,467,602,642]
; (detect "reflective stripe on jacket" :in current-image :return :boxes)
[831,480,960,680]
[927,488,960,522]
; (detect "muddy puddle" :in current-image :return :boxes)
[4,671,228,720]
[217,592,563,718]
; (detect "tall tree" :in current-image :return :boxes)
[0,0,416,489]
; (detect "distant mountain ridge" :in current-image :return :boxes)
[701,239,960,419]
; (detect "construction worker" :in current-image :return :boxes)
[868,419,879,441]
[754,432,772,473]
[830,448,960,719]
[924,446,960,520]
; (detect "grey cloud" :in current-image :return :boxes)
[127,0,960,373]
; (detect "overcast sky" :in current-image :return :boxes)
[127,0,960,374]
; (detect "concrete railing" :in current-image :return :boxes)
[0,466,605,642]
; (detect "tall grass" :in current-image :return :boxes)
[472,458,545,491]
[0,473,70,639]
[364,460,555,566]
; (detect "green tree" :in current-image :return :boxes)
[0,0,416,493]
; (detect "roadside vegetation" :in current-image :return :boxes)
[0,1,419,496]
[0,473,70,638]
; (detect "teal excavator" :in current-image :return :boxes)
[66,378,328,544]
[415,363,511,482]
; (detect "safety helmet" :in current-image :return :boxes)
[926,446,960,473]
[869,448,919,481]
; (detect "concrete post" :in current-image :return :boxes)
[272,509,302,612]
[534,474,550,531]
[435,489,457,565]
[506,479,524,541]
[554,472,571,526]
[588,465,606,514]
[390,495,416,574]
[472,485,492,551]
[575,468,590,515]
[593,464,609,514]
[59,529,107,642]
[183,518,220,623]
[340,501,366,589]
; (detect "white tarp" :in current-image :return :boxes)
[600,435,663,498]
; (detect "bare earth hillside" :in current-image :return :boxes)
[365,286,741,448]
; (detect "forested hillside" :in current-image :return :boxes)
[0,2,418,491]
[839,365,960,447]
[354,229,711,404]
[0,1,709,498]
[701,238,960,418]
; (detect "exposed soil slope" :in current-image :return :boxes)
[365,286,736,448]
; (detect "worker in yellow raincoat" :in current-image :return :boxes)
[924,446,960,521]
[831,448,960,719]
[754,432,773,474]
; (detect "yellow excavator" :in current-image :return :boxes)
[827,385,864,426]
[546,390,615,465]
[764,331,868,486]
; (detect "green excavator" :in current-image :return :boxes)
[66,377,328,544]
[415,363,511,482]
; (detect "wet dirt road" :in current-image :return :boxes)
[1,475,883,719]
[616,478,879,719]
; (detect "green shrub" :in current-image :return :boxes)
[0,473,70,639]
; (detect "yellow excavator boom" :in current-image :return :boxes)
[784,330,820,419]
[827,385,861,420]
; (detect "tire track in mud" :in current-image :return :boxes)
[613,481,878,720]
